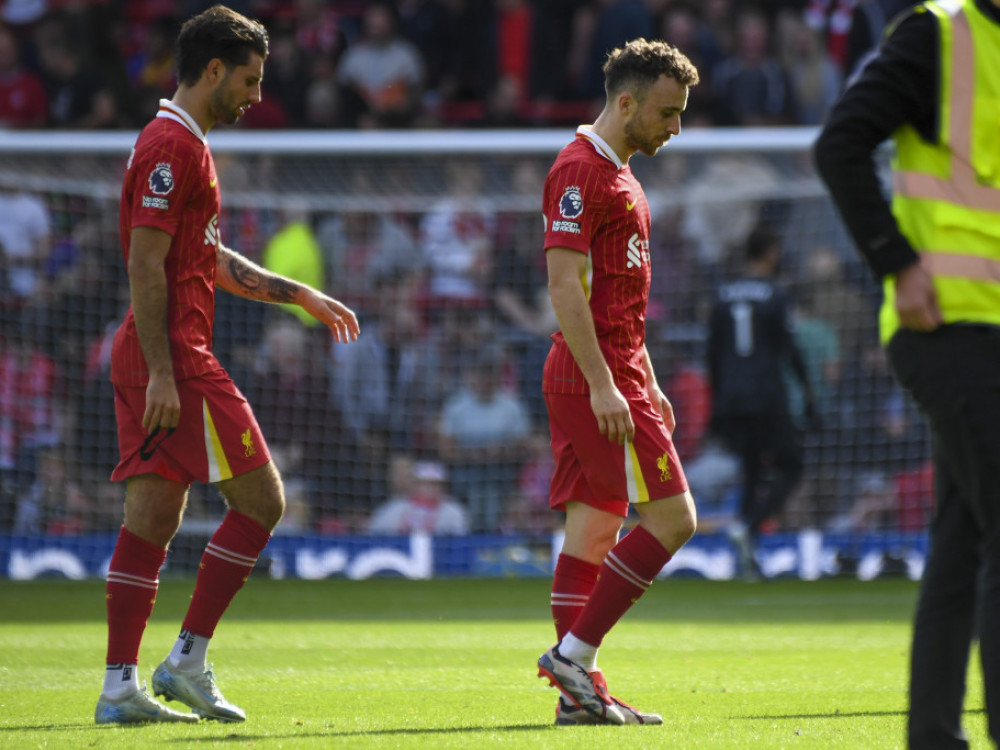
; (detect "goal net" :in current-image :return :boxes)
[0,127,931,579]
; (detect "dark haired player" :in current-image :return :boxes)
[95,5,359,724]
[535,38,699,725]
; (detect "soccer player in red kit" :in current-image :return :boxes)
[95,6,359,725]
[536,39,700,725]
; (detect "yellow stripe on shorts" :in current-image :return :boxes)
[624,439,650,504]
[203,398,232,482]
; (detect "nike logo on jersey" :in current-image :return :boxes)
[209,178,217,188]
[626,199,637,211]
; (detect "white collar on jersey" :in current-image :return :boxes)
[576,125,624,170]
[156,99,208,145]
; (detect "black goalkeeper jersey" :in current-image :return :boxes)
[707,275,809,417]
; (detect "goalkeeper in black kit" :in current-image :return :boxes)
[706,222,816,581]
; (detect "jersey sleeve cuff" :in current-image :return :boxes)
[543,243,589,256]
[130,218,178,237]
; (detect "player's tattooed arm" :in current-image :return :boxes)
[216,244,302,304]
[216,244,360,342]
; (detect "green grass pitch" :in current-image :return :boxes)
[0,576,988,748]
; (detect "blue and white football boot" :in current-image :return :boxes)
[95,684,199,724]
[152,661,246,722]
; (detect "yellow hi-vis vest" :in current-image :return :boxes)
[880,0,1000,344]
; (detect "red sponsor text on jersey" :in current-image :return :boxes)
[111,100,223,386]
[542,127,652,396]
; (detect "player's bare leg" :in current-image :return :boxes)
[634,490,697,557]
[216,460,286,531]
[154,462,284,721]
[123,474,189,547]
[561,502,621,564]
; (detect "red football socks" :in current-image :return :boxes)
[567,525,672,647]
[181,510,271,638]
[551,553,600,640]
[105,526,168,664]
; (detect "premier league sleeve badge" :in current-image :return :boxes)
[148,162,175,195]
[559,186,584,219]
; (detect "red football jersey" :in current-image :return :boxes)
[541,127,652,396]
[111,100,223,386]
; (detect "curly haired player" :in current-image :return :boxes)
[536,38,700,725]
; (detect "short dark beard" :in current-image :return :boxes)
[624,117,660,158]
[209,78,240,125]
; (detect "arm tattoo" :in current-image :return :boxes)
[229,256,263,291]
[221,247,303,303]
[266,277,299,303]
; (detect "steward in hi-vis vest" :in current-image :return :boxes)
[816,0,1000,747]
[882,0,1000,343]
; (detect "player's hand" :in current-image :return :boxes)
[590,383,634,446]
[895,262,943,333]
[301,289,361,343]
[649,385,676,436]
[143,371,180,432]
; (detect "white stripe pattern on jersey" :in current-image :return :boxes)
[551,593,590,607]
[205,542,258,567]
[604,551,651,590]
[106,571,158,590]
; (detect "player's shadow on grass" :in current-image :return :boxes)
[1,724,94,732]
[737,708,984,720]
[165,724,554,742]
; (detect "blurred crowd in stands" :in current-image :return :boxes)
[0,154,933,539]
[0,0,933,539]
[0,0,890,131]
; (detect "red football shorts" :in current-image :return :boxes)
[111,369,271,485]
[545,391,689,517]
